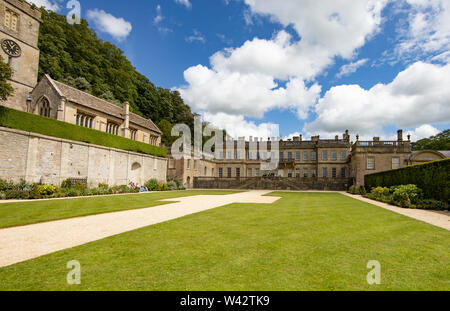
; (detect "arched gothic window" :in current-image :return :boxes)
[39,98,51,118]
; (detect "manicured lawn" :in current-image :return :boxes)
[0,190,241,229]
[0,192,449,290]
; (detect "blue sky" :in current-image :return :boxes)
[32,0,450,141]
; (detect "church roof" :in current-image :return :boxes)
[44,75,161,134]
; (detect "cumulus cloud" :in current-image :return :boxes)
[178,0,388,124]
[180,67,321,119]
[86,9,132,41]
[336,59,369,78]
[406,124,441,141]
[304,62,450,137]
[203,112,280,140]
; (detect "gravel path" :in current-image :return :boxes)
[0,191,279,268]
[342,192,450,231]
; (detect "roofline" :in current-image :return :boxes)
[409,150,447,160]
[45,75,162,134]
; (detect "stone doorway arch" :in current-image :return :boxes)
[186,176,191,188]
[130,162,142,185]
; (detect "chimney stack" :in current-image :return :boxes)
[397,129,403,142]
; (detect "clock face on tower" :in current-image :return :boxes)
[1,39,21,57]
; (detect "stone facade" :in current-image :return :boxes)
[166,129,446,190]
[0,126,167,187]
[167,152,216,188]
[0,0,41,111]
[29,75,162,146]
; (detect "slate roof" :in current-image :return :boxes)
[45,75,161,134]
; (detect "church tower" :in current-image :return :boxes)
[0,0,41,112]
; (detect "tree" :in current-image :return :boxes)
[37,8,197,129]
[412,129,450,151]
[0,56,14,100]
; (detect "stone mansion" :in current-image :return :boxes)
[168,131,449,190]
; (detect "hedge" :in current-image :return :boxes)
[0,107,166,158]
[365,159,450,203]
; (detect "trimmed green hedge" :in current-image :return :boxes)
[0,107,166,158]
[365,159,450,203]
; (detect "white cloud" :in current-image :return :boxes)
[179,0,388,125]
[203,112,280,140]
[304,62,450,137]
[406,124,441,141]
[180,67,321,119]
[175,0,192,9]
[28,0,60,11]
[86,9,132,41]
[185,30,206,44]
[393,0,450,63]
[154,5,163,25]
[336,59,369,78]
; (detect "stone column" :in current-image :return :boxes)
[57,97,66,121]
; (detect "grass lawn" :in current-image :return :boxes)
[0,190,240,229]
[0,192,449,290]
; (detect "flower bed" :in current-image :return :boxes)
[0,178,184,200]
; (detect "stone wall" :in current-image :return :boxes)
[0,127,167,186]
[194,177,352,191]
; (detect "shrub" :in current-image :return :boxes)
[37,184,58,196]
[98,183,109,189]
[0,179,14,191]
[348,185,359,195]
[359,186,367,195]
[392,184,422,205]
[61,179,72,189]
[167,180,178,191]
[417,199,449,211]
[64,188,81,197]
[365,159,449,203]
[0,106,166,158]
[158,183,169,191]
[5,189,30,200]
[372,187,390,198]
[145,179,159,191]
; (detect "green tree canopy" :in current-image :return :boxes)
[38,9,196,128]
[412,129,450,151]
[0,56,14,101]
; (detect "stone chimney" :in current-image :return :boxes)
[343,130,350,141]
[335,135,339,141]
[123,101,130,138]
[397,129,403,142]
[299,134,303,141]
[373,137,380,142]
